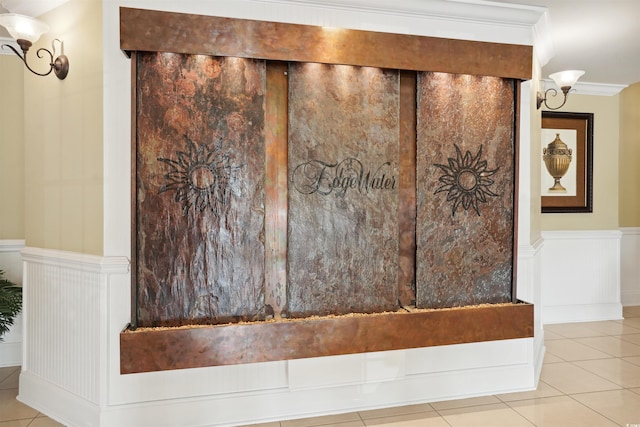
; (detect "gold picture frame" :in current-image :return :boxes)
[541,111,593,213]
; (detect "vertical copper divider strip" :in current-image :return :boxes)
[264,61,289,318]
[130,51,139,329]
[398,71,417,306]
[511,80,521,303]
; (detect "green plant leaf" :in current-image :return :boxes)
[0,270,22,341]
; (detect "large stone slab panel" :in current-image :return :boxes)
[135,53,266,326]
[287,63,401,317]
[416,72,515,308]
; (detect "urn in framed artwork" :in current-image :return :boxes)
[543,133,572,192]
[541,111,593,213]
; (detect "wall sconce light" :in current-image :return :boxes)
[536,70,584,110]
[0,13,69,80]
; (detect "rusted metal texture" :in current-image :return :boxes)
[121,302,534,373]
[135,53,267,326]
[124,8,532,371]
[120,7,532,80]
[286,63,400,317]
[264,62,289,318]
[398,71,417,305]
[416,72,515,309]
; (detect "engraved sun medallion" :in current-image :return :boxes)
[433,144,499,216]
[157,136,244,215]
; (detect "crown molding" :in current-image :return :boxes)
[257,0,546,25]
[531,7,553,67]
[573,81,628,96]
[179,0,549,46]
[542,78,628,96]
[0,0,68,17]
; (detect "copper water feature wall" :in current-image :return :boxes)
[136,54,268,326]
[120,7,533,372]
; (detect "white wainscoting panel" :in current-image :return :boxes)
[517,238,544,380]
[621,227,640,306]
[100,339,535,427]
[18,247,129,426]
[541,230,622,324]
[0,240,25,367]
[17,247,537,427]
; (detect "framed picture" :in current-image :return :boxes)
[541,111,593,213]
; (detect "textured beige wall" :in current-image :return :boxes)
[23,0,104,254]
[0,55,25,239]
[541,93,620,230]
[619,82,640,227]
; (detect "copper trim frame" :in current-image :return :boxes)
[264,62,289,318]
[119,7,532,80]
[511,81,521,303]
[121,301,533,373]
[130,51,139,328]
[398,71,417,305]
[121,7,532,371]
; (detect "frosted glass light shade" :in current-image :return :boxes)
[0,13,49,43]
[548,70,585,89]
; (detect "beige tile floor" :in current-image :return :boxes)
[1,306,640,427]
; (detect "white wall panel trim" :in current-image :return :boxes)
[0,239,25,252]
[517,237,543,381]
[543,303,622,324]
[19,370,100,427]
[620,227,640,236]
[621,227,640,307]
[518,235,543,259]
[542,230,622,241]
[21,247,129,274]
[541,230,622,324]
[20,248,129,408]
[90,340,536,427]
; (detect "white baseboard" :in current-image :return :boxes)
[102,344,536,427]
[533,330,545,382]
[20,350,536,427]
[18,370,100,427]
[622,291,640,307]
[0,341,21,368]
[543,303,623,324]
[21,325,536,427]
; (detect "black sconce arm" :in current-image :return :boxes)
[536,86,571,110]
[1,38,69,80]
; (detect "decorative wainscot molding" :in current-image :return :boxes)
[0,240,24,367]
[120,7,532,373]
[18,248,130,427]
[541,230,622,323]
[621,227,640,306]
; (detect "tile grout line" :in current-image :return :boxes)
[429,407,454,427]
[568,355,640,388]
[564,391,624,427]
